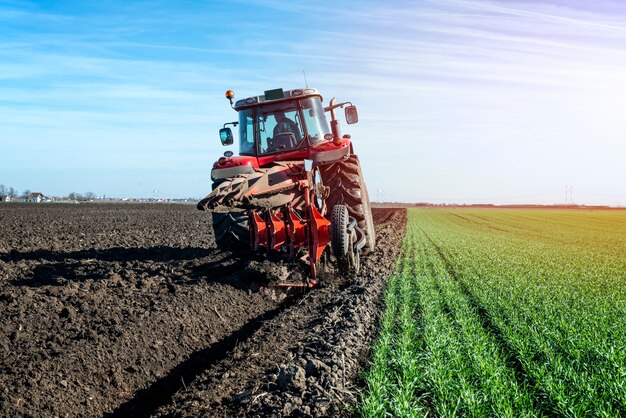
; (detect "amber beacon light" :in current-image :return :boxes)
[225,90,235,106]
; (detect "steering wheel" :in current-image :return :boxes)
[272,132,297,150]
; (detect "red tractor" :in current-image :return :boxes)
[197,87,375,285]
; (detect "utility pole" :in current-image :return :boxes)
[565,185,573,204]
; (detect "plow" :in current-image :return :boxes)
[198,87,375,286]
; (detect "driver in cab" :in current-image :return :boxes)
[271,111,301,150]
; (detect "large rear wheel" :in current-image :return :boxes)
[319,154,376,252]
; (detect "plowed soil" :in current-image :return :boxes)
[0,203,406,417]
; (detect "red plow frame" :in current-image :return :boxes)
[249,180,331,287]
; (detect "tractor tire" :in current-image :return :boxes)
[211,211,250,252]
[319,154,376,253]
[209,180,251,251]
[330,205,350,258]
[330,204,350,273]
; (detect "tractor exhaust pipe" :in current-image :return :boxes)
[329,97,342,138]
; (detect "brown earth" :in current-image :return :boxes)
[0,203,406,417]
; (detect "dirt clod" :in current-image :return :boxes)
[277,365,307,391]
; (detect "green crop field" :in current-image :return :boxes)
[361,208,626,417]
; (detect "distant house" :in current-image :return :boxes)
[26,192,45,203]
[0,195,10,202]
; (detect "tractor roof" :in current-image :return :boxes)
[234,88,322,111]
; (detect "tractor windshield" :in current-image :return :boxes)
[299,97,331,143]
[238,96,330,156]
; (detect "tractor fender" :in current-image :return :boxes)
[211,155,258,181]
[309,137,351,166]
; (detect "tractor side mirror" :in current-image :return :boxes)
[345,105,358,124]
[219,128,234,145]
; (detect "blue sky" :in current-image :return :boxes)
[1,0,625,204]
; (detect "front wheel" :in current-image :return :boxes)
[330,204,356,275]
[211,211,250,252]
[331,205,350,258]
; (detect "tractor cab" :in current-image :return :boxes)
[219,88,358,159]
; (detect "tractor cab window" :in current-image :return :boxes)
[238,109,255,155]
[300,97,331,143]
[257,103,304,154]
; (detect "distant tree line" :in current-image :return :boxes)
[0,184,97,201]
[67,192,97,201]
[0,185,38,199]
[0,184,18,198]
